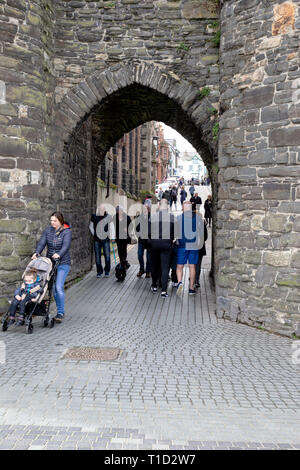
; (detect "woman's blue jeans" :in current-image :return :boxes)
[53,264,70,316]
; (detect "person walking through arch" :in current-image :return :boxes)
[195,218,208,288]
[176,201,204,296]
[162,186,172,207]
[204,194,213,227]
[189,183,195,198]
[113,205,132,269]
[170,186,178,211]
[32,212,72,323]
[148,198,176,298]
[90,204,115,278]
[180,185,187,208]
[135,202,151,278]
[190,192,202,213]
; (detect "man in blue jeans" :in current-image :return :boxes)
[176,201,204,296]
[90,204,115,278]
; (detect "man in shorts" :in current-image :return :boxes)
[176,201,204,296]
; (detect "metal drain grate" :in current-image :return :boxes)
[61,347,121,361]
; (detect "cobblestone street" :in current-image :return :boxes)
[0,195,300,450]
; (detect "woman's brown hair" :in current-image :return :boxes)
[50,212,65,226]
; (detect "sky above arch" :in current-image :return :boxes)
[162,123,197,155]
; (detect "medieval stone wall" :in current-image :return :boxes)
[218,0,300,335]
[0,0,57,310]
[0,0,299,337]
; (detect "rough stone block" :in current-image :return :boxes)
[262,214,292,233]
[0,270,23,283]
[280,233,300,249]
[182,0,218,19]
[0,135,27,158]
[263,251,291,267]
[0,297,9,313]
[276,273,300,288]
[217,274,236,289]
[22,184,41,198]
[269,128,300,147]
[291,253,300,269]
[0,219,26,233]
[243,86,274,109]
[0,255,20,270]
[261,105,288,123]
[294,216,300,232]
[244,250,262,265]
[262,183,290,200]
[255,265,276,287]
[14,234,35,256]
[0,236,13,256]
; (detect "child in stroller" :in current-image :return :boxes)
[7,269,43,326]
[2,256,59,334]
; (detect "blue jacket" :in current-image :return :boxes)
[14,276,43,298]
[35,223,72,265]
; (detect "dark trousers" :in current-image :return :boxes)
[195,253,204,283]
[138,241,151,273]
[116,240,128,264]
[8,294,31,317]
[205,215,212,227]
[94,239,111,275]
[150,248,172,292]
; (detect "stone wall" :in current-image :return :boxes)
[0,0,299,337]
[218,0,300,335]
[0,0,57,311]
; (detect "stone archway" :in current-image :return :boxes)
[46,61,218,282]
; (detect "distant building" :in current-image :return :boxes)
[165,138,180,177]
[98,122,158,196]
[177,151,207,181]
[155,123,171,182]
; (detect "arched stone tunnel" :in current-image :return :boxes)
[50,63,218,283]
[0,0,299,336]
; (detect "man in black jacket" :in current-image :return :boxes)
[113,205,132,269]
[148,199,176,298]
[190,192,202,213]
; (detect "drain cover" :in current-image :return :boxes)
[61,347,121,361]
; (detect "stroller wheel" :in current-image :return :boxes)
[26,323,34,334]
[49,318,55,328]
[43,318,49,327]
[2,320,8,332]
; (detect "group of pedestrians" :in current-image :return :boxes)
[90,189,212,298]
[13,187,211,325]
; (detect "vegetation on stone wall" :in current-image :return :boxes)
[198,87,211,100]
[97,178,106,188]
[212,121,219,140]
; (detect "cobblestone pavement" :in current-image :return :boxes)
[0,189,300,450]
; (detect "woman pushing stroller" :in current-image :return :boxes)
[32,212,72,323]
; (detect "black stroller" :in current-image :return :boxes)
[1,256,59,334]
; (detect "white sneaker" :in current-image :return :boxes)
[176,282,183,296]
